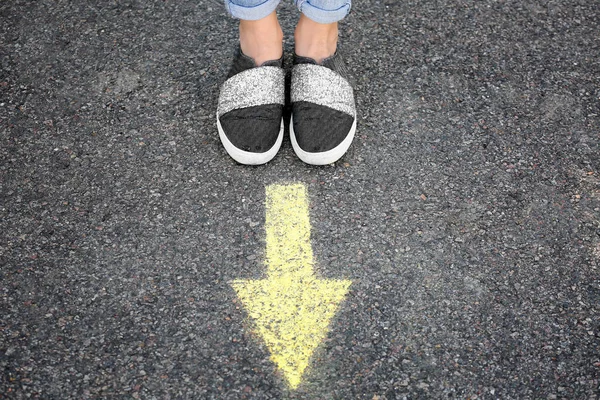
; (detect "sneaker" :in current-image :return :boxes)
[216,49,285,165]
[290,51,357,165]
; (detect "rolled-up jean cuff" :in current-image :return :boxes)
[296,0,351,23]
[225,0,280,20]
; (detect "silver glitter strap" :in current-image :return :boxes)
[291,64,355,117]
[217,66,285,117]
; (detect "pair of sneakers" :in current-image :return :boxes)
[216,49,356,166]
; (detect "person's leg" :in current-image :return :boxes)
[240,11,284,65]
[293,0,351,63]
[290,0,355,165]
[217,0,286,165]
[225,0,284,65]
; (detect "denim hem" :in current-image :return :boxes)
[226,0,280,20]
[297,0,350,23]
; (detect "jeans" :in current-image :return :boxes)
[225,0,351,24]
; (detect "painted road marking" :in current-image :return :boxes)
[231,183,351,389]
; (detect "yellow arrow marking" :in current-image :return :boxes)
[231,183,351,389]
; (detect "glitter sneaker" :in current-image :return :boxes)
[290,51,356,165]
[216,49,285,165]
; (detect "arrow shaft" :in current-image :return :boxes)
[265,184,314,280]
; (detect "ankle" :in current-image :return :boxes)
[294,14,338,64]
[239,11,284,66]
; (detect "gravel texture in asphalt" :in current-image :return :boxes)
[1,0,599,398]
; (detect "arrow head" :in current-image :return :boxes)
[231,277,351,389]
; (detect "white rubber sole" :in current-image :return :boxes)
[217,116,284,165]
[289,116,356,166]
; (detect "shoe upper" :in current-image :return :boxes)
[217,49,285,157]
[291,52,356,155]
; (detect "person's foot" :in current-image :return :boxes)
[294,14,338,64]
[239,11,284,66]
[290,15,355,165]
[215,11,286,165]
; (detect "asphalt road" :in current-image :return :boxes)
[1,0,599,398]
